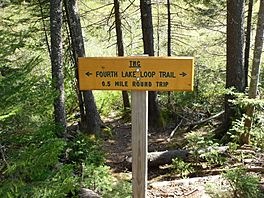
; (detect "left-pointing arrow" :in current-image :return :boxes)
[85,72,92,77]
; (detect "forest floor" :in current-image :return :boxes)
[102,116,264,198]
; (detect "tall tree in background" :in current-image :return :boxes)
[244,0,254,88]
[156,0,161,56]
[50,0,67,132]
[167,0,171,105]
[167,0,171,57]
[243,0,264,144]
[114,0,130,110]
[140,0,163,128]
[65,0,101,135]
[221,0,245,136]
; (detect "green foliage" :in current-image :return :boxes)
[251,119,264,149]
[185,132,226,166]
[219,89,264,147]
[185,132,208,163]
[65,134,115,196]
[229,114,264,149]
[82,164,112,195]
[103,180,132,198]
[0,2,54,126]
[159,83,226,125]
[168,92,197,108]
[196,71,226,112]
[230,92,264,109]
[0,57,54,123]
[67,134,105,166]
[227,142,239,153]
[223,168,262,198]
[0,3,128,197]
[206,168,263,198]
[0,4,78,197]
[228,117,246,144]
[201,148,226,166]
[184,0,225,17]
[0,123,79,198]
[185,0,225,7]
[6,139,65,180]
[171,157,194,178]
[82,164,132,197]
[1,165,78,198]
[31,165,78,198]
[205,182,232,198]
[94,91,124,117]
[1,0,263,197]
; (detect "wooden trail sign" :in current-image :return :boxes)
[78,56,194,198]
[78,56,194,91]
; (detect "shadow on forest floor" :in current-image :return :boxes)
[102,117,264,197]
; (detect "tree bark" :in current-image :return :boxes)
[243,0,264,144]
[50,0,67,132]
[126,150,188,169]
[114,0,130,110]
[140,0,163,129]
[167,0,171,57]
[80,188,101,198]
[64,0,85,130]
[126,146,228,168]
[220,0,245,137]
[244,0,254,88]
[64,0,101,135]
[147,150,189,167]
[156,0,160,56]
[167,0,171,105]
[226,0,245,90]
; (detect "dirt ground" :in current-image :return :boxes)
[102,118,235,198]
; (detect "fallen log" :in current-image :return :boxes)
[148,149,189,167]
[126,146,229,169]
[125,149,189,170]
[79,188,101,198]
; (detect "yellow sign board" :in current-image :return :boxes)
[78,56,194,91]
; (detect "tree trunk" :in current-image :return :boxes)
[167,0,171,57]
[244,0,253,88]
[140,0,163,129]
[221,0,245,137]
[114,0,130,110]
[167,0,171,105]
[50,0,67,132]
[64,0,86,130]
[243,0,264,144]
[64,0,101,135]
[156,0,160,56]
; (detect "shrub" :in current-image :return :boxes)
[223,168,261,198]
[171,157,194,178]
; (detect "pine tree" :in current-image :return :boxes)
[50,0,67,132]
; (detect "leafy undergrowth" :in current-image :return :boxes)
[102,116,264,198]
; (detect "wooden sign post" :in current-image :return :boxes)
[78,56,194,198]
[132,90,148,198]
